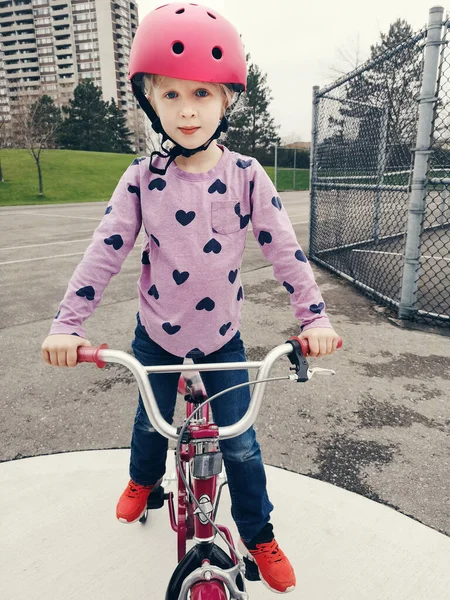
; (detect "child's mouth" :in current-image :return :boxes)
[179,127,200,135]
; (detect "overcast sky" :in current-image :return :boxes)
[136,0,443,141]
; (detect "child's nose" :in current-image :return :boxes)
[180,104,196,118]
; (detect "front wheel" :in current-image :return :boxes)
[190,580,227,600]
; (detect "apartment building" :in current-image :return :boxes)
[0,0,145,151]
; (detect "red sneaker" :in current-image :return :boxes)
[239,537,296,594]
[116,479,161,523]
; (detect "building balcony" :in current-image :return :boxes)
[16,41,37,50]
[56,55,73,63]
[16,21,35,31]
[0,5,14,15]
[5,71,23,79]
[53,18,70,28]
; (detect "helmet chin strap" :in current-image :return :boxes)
[148,115,228,176]
[130,77,235,177]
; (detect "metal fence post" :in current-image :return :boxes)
[398,5,444,320]
[373,102,389,242]
[293,148,296,190]
[309,85,320,257]
[274,144,278,190]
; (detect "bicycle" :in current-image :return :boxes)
[77,336,342,599]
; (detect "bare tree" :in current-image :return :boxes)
[11,91,61,196]
[281,132,303,146]
[320,32,366,82]
[0,114,6,182]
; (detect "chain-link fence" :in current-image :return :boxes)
[309,6,450,328]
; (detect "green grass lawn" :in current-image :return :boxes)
[0,149,134,206]
[265,166,310,191]
[0,149,310,206]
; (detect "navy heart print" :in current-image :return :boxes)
[203,239,222,254]
[310,302,325,314]
[240,214,250,229]
[105,206,112,215]
[295,249,307,263]
[271,196,282,210]
[127,185,141,199]
[186,348,205,358]
[208,179,227,194]
[141,251,150,265]
[148,285,159,300]
[151,234,160,247]
[220,322,232,336]
[54,309,61,319]
[76,286,95,301]
[283,281,295,294]
[196,297,215,311]
[237,286,243,301]
[162,322,181,335]
[173,270,189,285]
[131,157,146,165]
[104,234,123,250]
[234,202,241,216]
[236,158,253,169]
[149,178,166,191]
[228,269,238,284]
[249,181,254,198]
[176,210,196,226]
[258,231,272,246]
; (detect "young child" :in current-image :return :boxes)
[41,3,340,594]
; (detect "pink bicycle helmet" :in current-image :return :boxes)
[128,2,247,175]
[129,2,246,92]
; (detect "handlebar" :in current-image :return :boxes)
[77,337,342,442]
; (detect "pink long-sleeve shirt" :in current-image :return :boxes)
[49,144,332,358]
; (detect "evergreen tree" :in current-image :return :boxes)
[58,80,110,151]
[106,99,133,154]
[224,55,281,164]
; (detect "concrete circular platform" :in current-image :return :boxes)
[1,449,449,599]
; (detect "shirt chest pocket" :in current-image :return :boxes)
[211,200,242,235]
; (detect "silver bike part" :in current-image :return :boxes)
[177,562,249,600]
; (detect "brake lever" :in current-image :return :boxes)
[286,338,336,382]
[286,337,310,382]
[307,367,336,378]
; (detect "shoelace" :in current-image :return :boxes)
[126,481,152,499]
[251,539,283,564]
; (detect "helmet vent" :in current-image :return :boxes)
[175,8,185,14]
[212,47,223,60]
[173,42,185,54]
[207,12,217,19]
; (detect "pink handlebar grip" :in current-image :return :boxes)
[77,344,109,368]
[292,336,343,357]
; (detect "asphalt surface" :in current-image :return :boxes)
[1,192,449,537]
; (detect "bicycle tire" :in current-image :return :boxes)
[189,580,227,600]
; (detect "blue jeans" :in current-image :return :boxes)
[129,313,274,542]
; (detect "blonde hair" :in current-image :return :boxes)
[143,73,237,115]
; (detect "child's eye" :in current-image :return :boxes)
[196,89,209,98]
[165,91,178,99]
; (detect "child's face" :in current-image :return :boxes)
[150,77,226,149]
